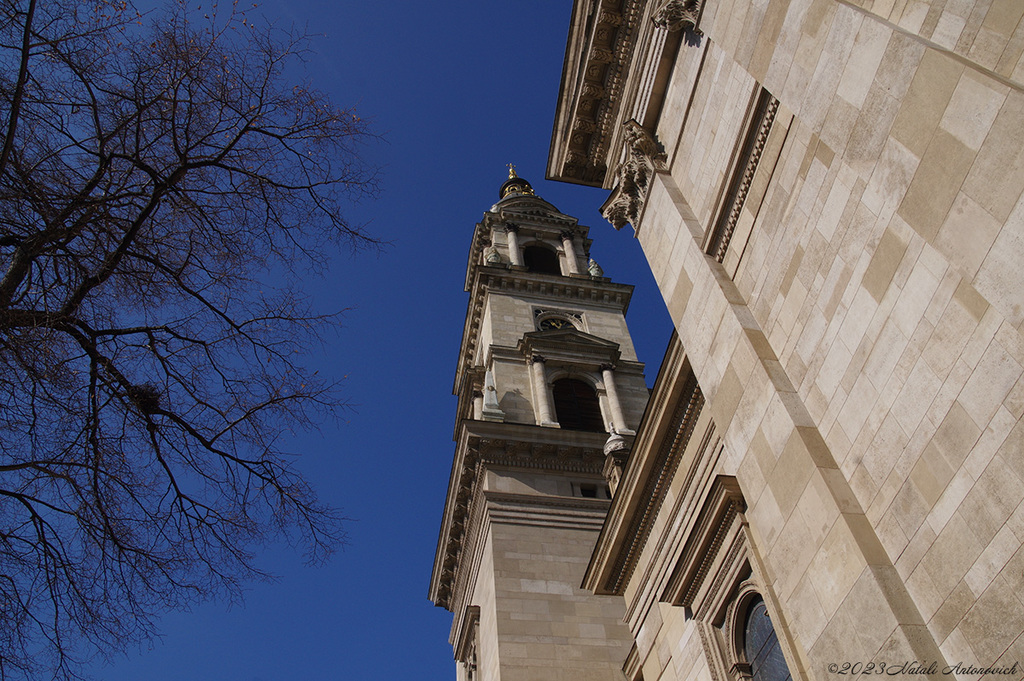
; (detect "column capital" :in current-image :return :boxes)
[504,222,519,234]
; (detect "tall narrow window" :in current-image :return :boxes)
[552,378,604,432]
[743,597,792,681]
[523,244,561,275]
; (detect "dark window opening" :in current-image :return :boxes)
[523,244,561,275]
[579,484,598,498]
[743,597,792,681]
[552,378,604,432]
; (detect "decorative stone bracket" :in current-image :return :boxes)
[602,120,667,232]
[653,0,705,34]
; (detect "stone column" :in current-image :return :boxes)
[529,355,557,426]
[505,224,523,267]
[601,364,631,434]
[560,231,580,275]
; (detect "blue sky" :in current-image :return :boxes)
[90,2,673,679]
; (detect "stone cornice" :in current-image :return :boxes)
[482,491,611,529]
[548,0,647,186]
[429,420,609,610]
[620,404,721,628]
[706,92,781,263]
[488,343,646,379]
[623,643,642,681]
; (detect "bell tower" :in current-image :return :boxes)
[429,168,649,681]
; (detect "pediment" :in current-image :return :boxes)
[518,329,621,367]
[523,328,618,348]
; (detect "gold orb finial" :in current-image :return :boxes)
[499,163,535,198]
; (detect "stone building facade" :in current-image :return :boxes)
[429,171,648,680]
[544,1,1024,681]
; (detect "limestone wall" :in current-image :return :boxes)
[489,518,632,681]
[626,0,1024,676]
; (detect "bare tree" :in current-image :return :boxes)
[0,1,378,677]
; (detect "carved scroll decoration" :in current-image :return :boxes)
[602,120,668,232]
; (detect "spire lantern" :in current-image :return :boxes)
[499,163,536,198]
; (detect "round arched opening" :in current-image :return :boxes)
[742,596,792,681]
[523,244,561,275]
[552,378,604,432]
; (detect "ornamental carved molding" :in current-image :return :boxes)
[554,0,645,184]
[653,0,705,34]
[604,371,703,594]
[602,120,667,232]
[707,91,780,263]
[573,119,597,133]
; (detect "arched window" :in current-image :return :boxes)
[523,244,561,275]
[743,597,792,681]
[552,378,604,432]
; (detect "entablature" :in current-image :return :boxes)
[548,0,645,186]
[660,475,747,619]
[452,266,635,397]
[548,0,706,190]
[429,420,609,611]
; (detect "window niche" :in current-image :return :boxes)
[661,476,798,681]
[740,595,792,681]
[573,481,612,499]
[552,378,605,432]
[523,243,562,275]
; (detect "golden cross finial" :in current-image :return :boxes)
[507,163,517,179]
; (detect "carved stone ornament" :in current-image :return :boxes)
[602,121,667,231]
[597,9,623,25]
[566,151,589,167]
[623,119,662,159]
[573,118,597,133]
[653,0,704,33]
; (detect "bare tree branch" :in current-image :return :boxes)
[0,2,378,678]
